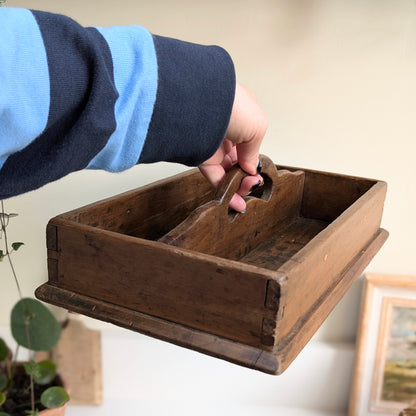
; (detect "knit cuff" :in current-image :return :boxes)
[139,35,236,167]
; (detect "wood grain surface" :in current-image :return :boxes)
[37,155,387,374]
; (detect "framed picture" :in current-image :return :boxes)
[349,273,416,416]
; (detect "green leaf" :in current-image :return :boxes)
[0,373,8,391]
[40,386,69,409]
[0,412,11,416]
[23,360,56,384]
[25,411,39,416]
[23,360,56,386]
[11,298,61,351]
[0,338,8,361]
[0,391,6,406]
[11,242,24,251]
[23,360,38,375]
[33,360,57,385]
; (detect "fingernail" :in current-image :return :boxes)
[257,160,262,174]
[241,209,246,214]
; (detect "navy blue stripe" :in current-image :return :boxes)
[139,35,235,167]
[0,11,117,199]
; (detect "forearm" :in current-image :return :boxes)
[0,8,235,199]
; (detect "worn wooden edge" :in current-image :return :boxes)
[55,168,202,221]
[35,283,281,375]
[47,216,286,283]
[36,229,387,376]
[327,181,387,235]
[274,180,386,343]
[279,181,387,274]
[54,163,383,223]
[278,164,383,185]
[274,228,389,374]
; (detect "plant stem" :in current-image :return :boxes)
[0,200,35,413]
[30,373,35,414]
[0,201,23,299]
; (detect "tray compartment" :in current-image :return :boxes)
[66,170,215,241]
[158,162,307,261]
[276,175,386,352]
[240,217,329,269]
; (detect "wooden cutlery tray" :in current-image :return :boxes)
[36,155,388,374]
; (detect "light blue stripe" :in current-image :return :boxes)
[87,25,158,172]
[0,8,50,170]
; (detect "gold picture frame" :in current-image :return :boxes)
[349,273,416,416]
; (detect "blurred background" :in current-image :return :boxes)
[1,0,416,414]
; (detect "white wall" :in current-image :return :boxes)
[2,0,416,413]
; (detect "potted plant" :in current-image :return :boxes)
[0,202,70,416]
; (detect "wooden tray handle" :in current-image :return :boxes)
[214,154,280,212]
[158,155,305,260]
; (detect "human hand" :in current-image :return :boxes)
[199,83,268,212]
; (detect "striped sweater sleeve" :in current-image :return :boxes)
[0,8,235,199]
